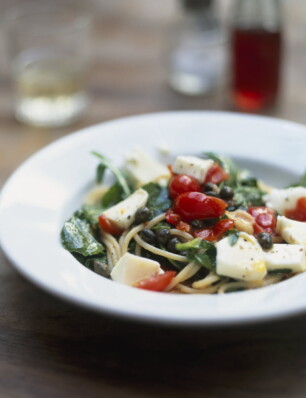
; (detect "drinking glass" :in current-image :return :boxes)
[6,1,91,127]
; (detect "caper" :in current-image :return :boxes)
[203,182,219,193]
[135,206,153,224]
[205,190,220,198]
[220,186,234,200]
[257,232,273,250]
[167,237,182,253]
[156,228,171,245]
[139,229,156,244]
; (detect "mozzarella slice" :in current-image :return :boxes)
[264,244,306,273]
[276,216,306,245]
[172,156,214,183]
[110,252,162,286]
[101,188,148,230]
[264,187,306,215]
[125,148,171,187]
[216,232,266,281]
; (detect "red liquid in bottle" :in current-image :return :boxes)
[232,29,282,111]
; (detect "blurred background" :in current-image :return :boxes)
[1,0,306,184]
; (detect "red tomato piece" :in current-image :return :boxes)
[168,174,201,199]
[248,206,276,234]
[165,208,181,226]
[194,219,234,242]
[285,197,306,222]
[205,163,229,185]
[213,219,235,240]
[176,221,192,233]
[174,192,227,222]
[136,271,176,292]
[98,214,123,235]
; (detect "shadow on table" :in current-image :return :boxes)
[2,264,306,398]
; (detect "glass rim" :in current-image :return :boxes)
[4,0,92,36]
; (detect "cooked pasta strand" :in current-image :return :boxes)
[165,262,201,291]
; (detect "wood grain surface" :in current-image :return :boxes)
[1,2,306,397]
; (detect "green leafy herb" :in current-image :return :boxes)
[152,221,171,230]
[268,268,292,274]
[92,152,131,198]
[205,152,239,188]
[227,230,240,246]
[234,186,265,207]
[176,238,216,271]
[101,182,126,209]
[75,204,104,227]
[61,216,104,257]
[142,182,172,217]
[96,163,107,184]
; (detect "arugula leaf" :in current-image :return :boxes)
[92,152,131,198]
[176,238,216,271]
[227,230,240,246]
[268,268,292,274]
[234,186,265,207]
[101,182,125,209]
[61,216,104,257]
[142,182,172,217]
[96,163,107,184]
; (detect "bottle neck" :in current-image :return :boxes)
[231,0,282,32]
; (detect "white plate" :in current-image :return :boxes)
[1,111,306,326]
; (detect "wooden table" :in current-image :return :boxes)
[1,3,306,397]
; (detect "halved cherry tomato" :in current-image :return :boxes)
[285,197,306,222]
[248,206,276,234]
[98,214,123,235]
[136,271,176,291]
[165,208,181,226]
[174,192,227,222]
[168,174,201,199]
[194,219,234,241]
[205,163,229,185]
[176,221,192,233]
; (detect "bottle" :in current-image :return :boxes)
[230,0,282,111]
[167,0,226,96]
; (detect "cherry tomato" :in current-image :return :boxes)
[168,174,201,199]
[176,221,192,233]
[248,206,276,234]
[285,197,306,222]
[136,271,176,291]
[194,219,234,241]
[165,208,181,226]
[98,214,123,235]
[205,163,229,185]
[174,192,227,222]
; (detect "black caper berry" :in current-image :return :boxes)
[156,228,171,245]
[220,186,234,200]
[257,232,273,250]
[135,206,153,224]
[203,182,219,193]
[139,229,156,245]
[167,237,182,253]
[205,190,220,198]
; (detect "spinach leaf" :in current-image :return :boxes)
[205,152,239,188]
[92,152,131,198]
[75,204,104,227]
[142,182,172,217]
[73,253,111,277]
[61,216,104,257]
[176,238,216,271]
[96,163,107,184]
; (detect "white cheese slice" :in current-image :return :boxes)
[216,232,266,281]
[125,148,171,187]
[101,188,148,230]
[264,244,306,273]
[172,156,214,183]
[264,187,306,215]
[110,252,162,286]
[276,216,306,245]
